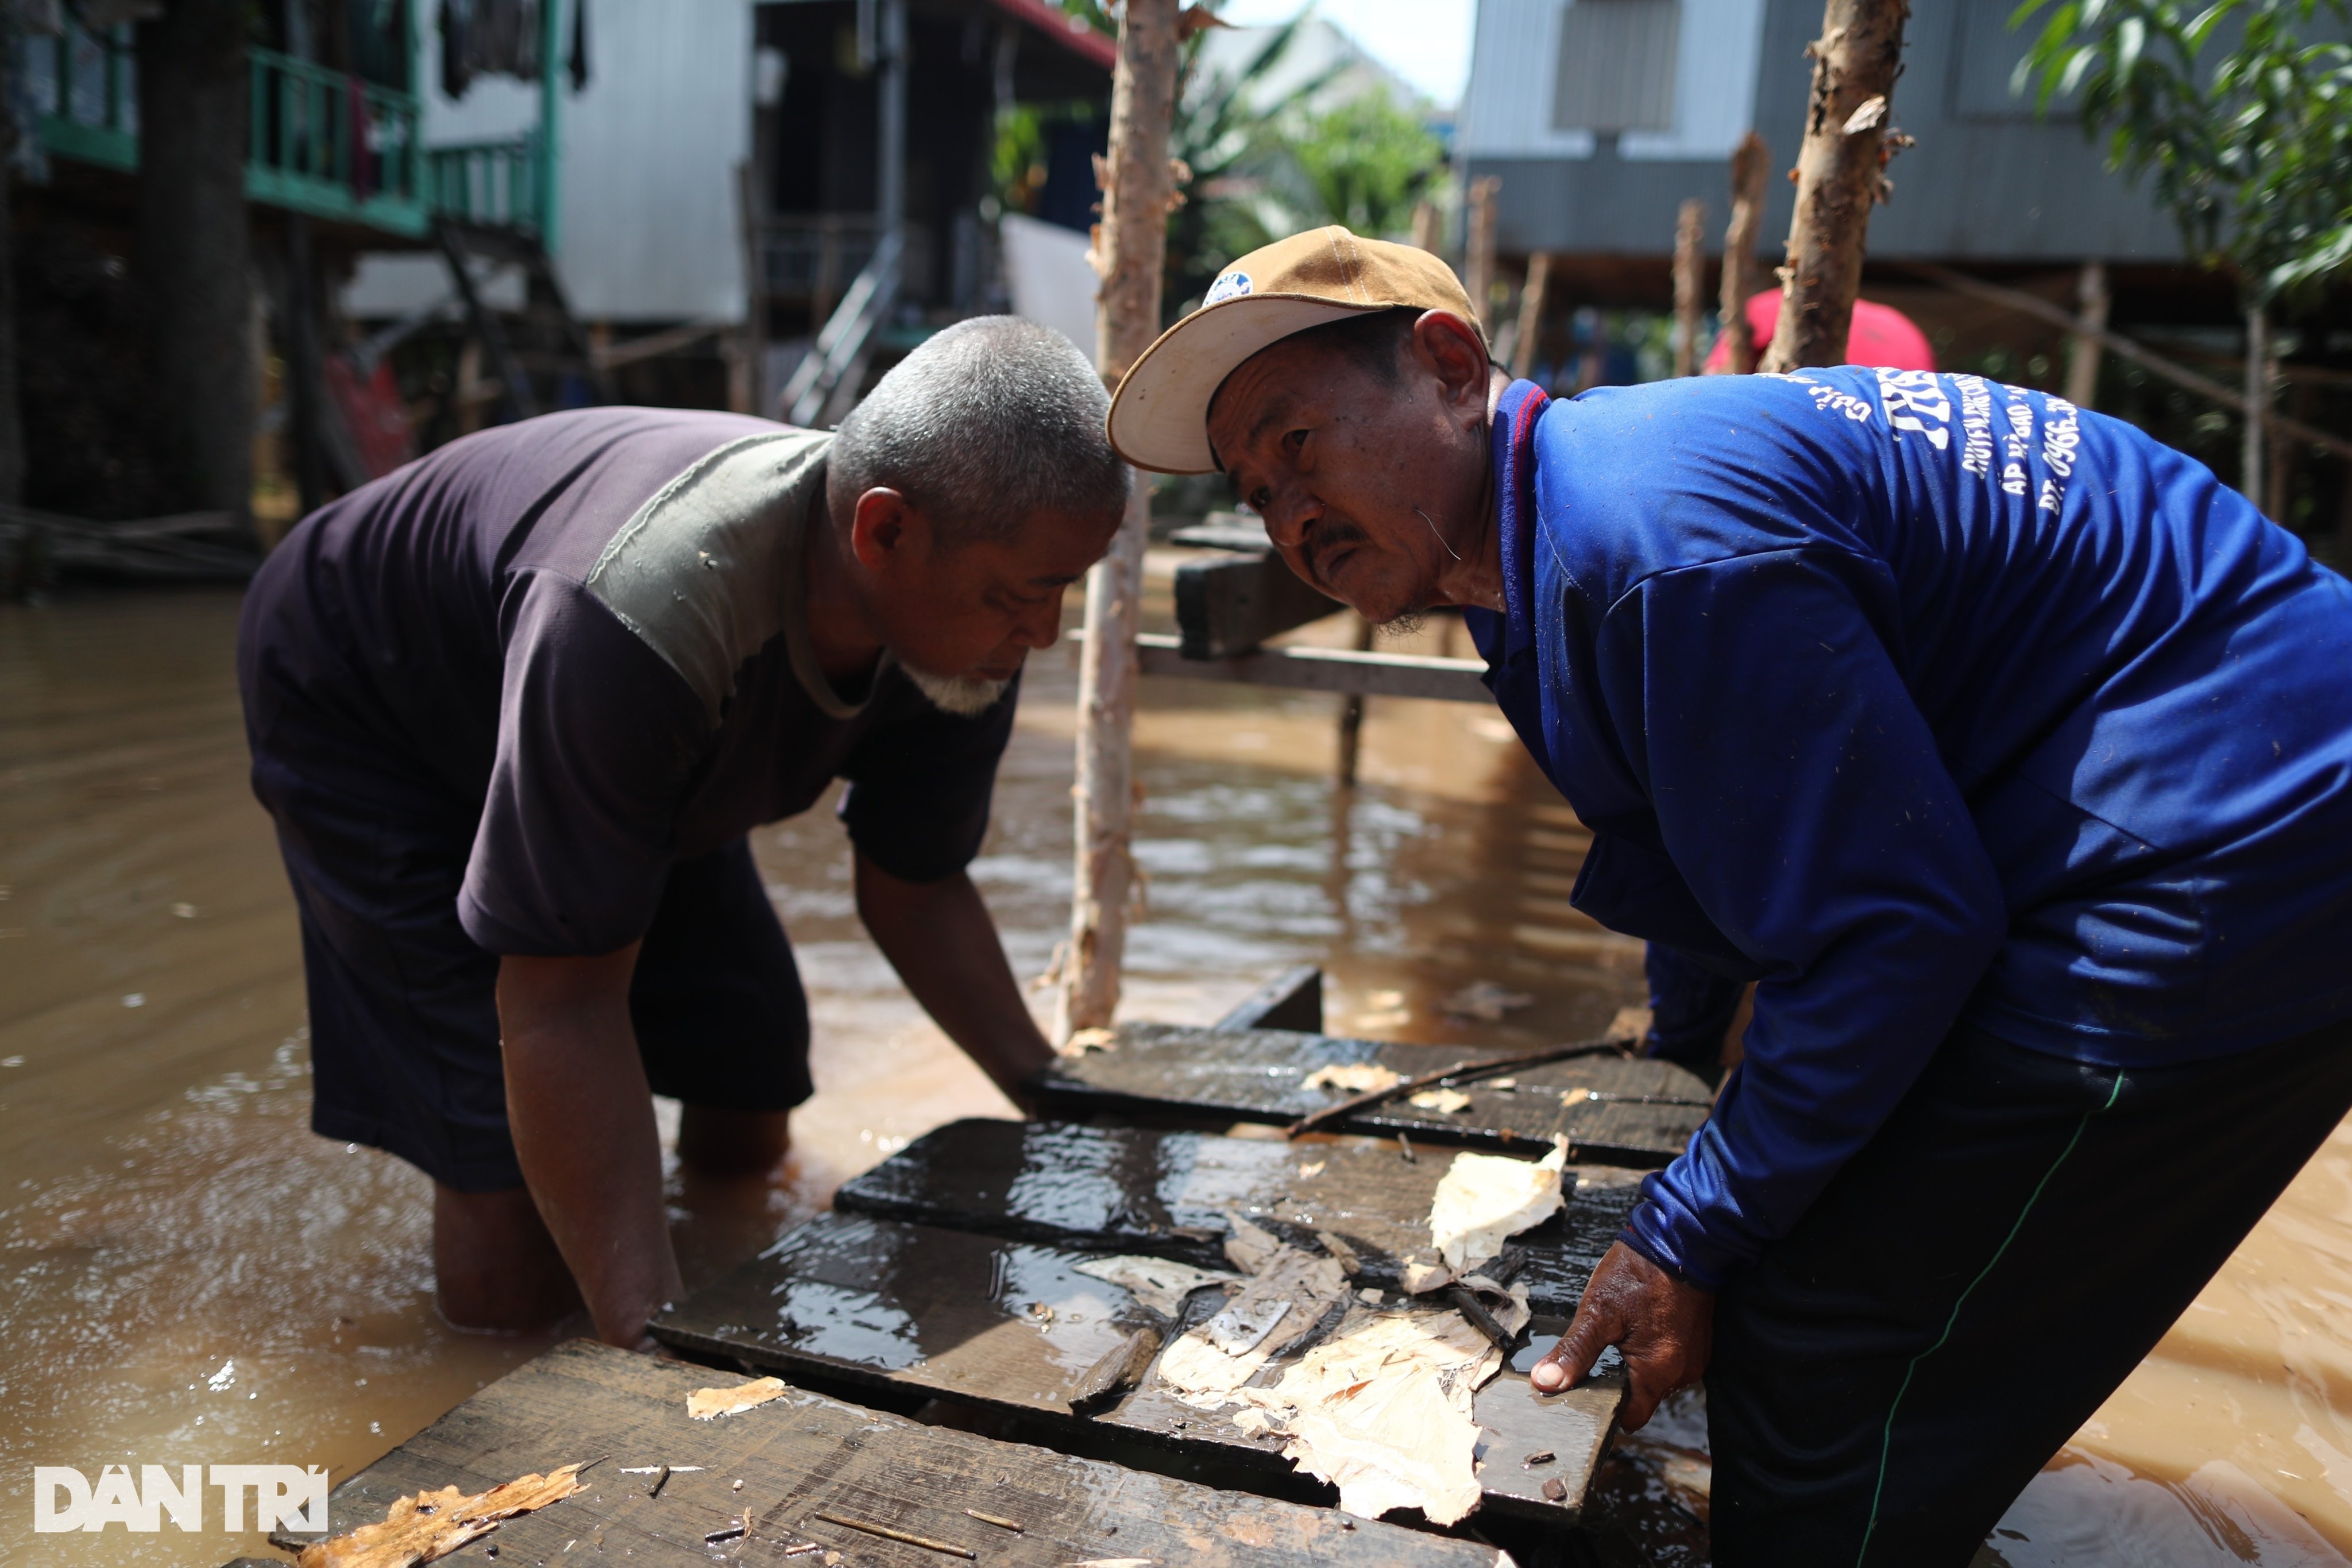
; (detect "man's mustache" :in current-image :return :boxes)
[1303,518,1370,590]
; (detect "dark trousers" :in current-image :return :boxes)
[1706,1017,2352,1567]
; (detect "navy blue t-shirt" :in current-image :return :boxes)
[241,407,1015,958]
[1465,371,2352,1287]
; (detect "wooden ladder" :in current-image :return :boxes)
[434,219,611,422]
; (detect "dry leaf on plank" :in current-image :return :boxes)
[295,1463,588,1568]
[1301,1062,1401,1095]
[1427,1139,1569,1276]
[688,1376,789,1419]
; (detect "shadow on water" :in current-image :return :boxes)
[5,585,2352,1566]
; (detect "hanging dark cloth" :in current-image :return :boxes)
[438,0,540,99]
[566,0,586,91]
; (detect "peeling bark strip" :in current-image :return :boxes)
[1759,0,1911,372]
[1060,0,1182,1040]
[1718,132,1771,374]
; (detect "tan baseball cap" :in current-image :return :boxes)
[1105,226,1485,474]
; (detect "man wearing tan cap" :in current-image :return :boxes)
[1107,226,2352,1565]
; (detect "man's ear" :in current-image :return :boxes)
[1412,310,1493,418]
[848,486,925,573]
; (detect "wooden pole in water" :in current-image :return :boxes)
[1717,132,1770,373]
[1671,200,1705,377]
[1058,0,1181,1042]
[1758,0,1910,372]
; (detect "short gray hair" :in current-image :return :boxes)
[829,316,1130,545]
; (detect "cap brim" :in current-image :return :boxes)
[1106,295,1379,474]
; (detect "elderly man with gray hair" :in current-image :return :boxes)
[239,318,1126,1350]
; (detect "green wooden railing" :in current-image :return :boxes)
[28,21,545,240]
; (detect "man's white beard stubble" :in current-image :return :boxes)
[902,663,1010,717]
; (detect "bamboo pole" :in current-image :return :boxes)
[2063,259,2106,410]
[1717,132,1770,374]
[1509,252,1552,381]
[1465,175,1501,331]
[1671,199,1706,377]
[1411,199,1442,255]
[1758,0,1911,372]
[1057,0,1182,1042]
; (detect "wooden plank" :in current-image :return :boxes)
[653,1214,1621,1524]
[831,1117,1643,1318]
[1214,965,1324,1033]
[1037,1024,1712,1166]
[1174,550,1344,659]
[1133,633,1493,702]
[279,1338,1497,1566]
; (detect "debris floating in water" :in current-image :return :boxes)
[1303,1061,1402,1095]
[687,1377,789,1420]
[1439,980,1534,1022]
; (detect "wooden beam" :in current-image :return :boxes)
[1905,262,2352,464]
[1510,252,1552,381]
[1061,0,1181,1041]
[288,1339,1499,1566]
[1173,550,1342,658]
[1718,132,1771,374]
[1759,0,1911,371]
[1036,1022,1707,1164]
[1124,632,1493,703]
[1214,964,1324,1032]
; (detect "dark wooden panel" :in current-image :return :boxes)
[1174,550,1342,659]
[832,1118,1641,1316]
[280,1339,1498,1566]
[654,1214,1621,1523]
[1214,965,1324,1033]
[1037,1024,1712,1165]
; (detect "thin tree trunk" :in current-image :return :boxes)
[1465,175,1500,332]
[1717,132,1770,374]
[2243,304,2269,508]
[137,0,256,540]
[1059,0,1180,1041]
[2064,259,2107,409]
[1758,0,1910,372]
[1509,252,1551,381]
[1671,199,1706,377]
[0,27,23,508]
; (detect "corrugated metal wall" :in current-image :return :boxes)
[1465,0,2184,262]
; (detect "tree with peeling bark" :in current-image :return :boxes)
[1758,0,1913,373]
[1716,132,1771,374]
[1060,0,1184,1041]
[136,0,257,540]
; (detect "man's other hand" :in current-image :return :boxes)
[1531,1239,1714,1430]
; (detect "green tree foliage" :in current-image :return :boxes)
[2015,0,2352,302]
[1289,88,1447,241]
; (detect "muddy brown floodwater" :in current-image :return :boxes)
[5,578,2352,1566]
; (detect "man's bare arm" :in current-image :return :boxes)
[854,850,1056,1103]
[497,943,682,1349]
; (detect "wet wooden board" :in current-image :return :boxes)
[653,1213,1621,1523]
[274,1339,1500,1567]
[833,1117,1642,1316]
[1037,1023,1712,1166]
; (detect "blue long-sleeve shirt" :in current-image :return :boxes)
[1463,370,2352,1288]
